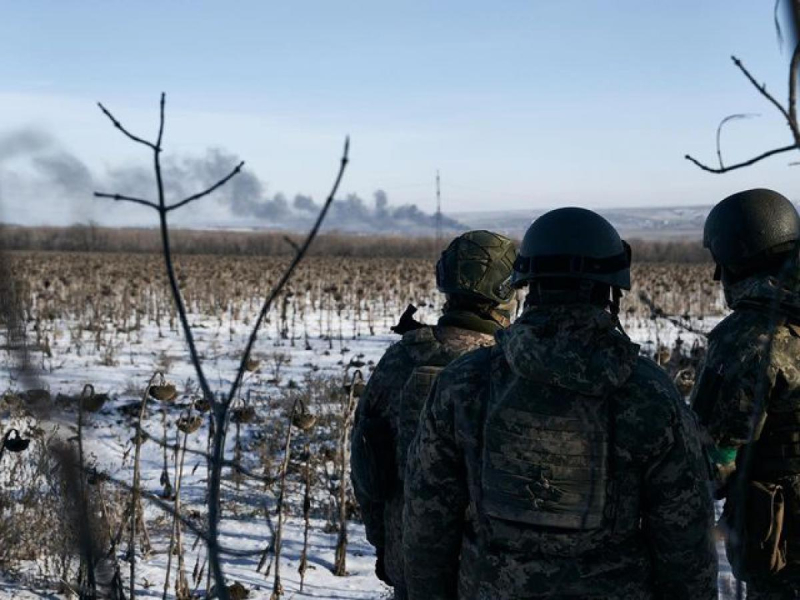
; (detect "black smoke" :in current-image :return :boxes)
[0,128,463,233]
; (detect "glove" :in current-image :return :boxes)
[375,547,392,585]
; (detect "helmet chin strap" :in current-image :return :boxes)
[610,286,622,317]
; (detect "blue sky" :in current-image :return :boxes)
[1,1,799,225]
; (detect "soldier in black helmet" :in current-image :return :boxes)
[691,188,800,598]
[350,230,517,599]
[403,207,717,599]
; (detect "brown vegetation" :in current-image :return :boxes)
[0,224,710,262]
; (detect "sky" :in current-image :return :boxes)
[1,1,799,228]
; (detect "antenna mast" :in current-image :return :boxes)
[435,169,442,248]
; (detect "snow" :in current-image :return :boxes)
[0,295,737,598]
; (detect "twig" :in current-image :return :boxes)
[685,143,798,173]
[93,193,160,211]
[137,428,277,485]
[715,113,759,169]
[283,236,301,254]
[225,136,350,404]
[167,162,245,212]
[638,292,708,337]
[90,467,269,559]
[207,135,349,595]
[97,102,157,151]
[731,55,799,140]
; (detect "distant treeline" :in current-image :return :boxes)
[0,223,711,262]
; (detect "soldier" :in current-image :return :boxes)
[350,230,517,600]
[404,208,718,599]
[691,188,800,598]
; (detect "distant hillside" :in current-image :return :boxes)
[450,205,712,240]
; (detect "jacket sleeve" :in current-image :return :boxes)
[403,372,469,600]
[350,343,414,551]
[642,401,718,599]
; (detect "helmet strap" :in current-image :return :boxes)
[610,287,622,317]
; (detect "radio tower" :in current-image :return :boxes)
[435,169,442,249]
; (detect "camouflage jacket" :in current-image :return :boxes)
[404,305,717,600]
[691,274,800,483]
[350,315,496,589]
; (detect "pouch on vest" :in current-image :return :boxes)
[396,365,443,481]
[479,375,610,532]
[722,480,788,580]
[360,414,396,502]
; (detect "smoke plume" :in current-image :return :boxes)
[0,128,462,233]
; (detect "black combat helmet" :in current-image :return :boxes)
[436,230,517,305]
[512,207,631,290]
[704,188,800,281]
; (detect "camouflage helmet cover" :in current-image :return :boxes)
[436,230,517,305]
[511,207,631,290]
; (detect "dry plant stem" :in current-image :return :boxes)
[334,370,362,576]
[174,417,192,597]
[164,424,190,600]
[97,484,126,599]
[299,440,312,592]
[77,387,97,598]
[161,408,173,497]
[269,402,297,599]
[129,371,161,599]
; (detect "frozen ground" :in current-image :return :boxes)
[0,298,736,598]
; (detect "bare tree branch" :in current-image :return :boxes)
[225,136,350,406]
[166,161,245,212]
[137,429,277,486]
[731,55,800,140]
[93,192,160,210]
[685,143,798,173]
[156,92,166,151]
[97,102,157,151]
[715,113,760,169]
[282,235,301,254]
[638,292,708,337]
[204,135,349,596]
[95,93,350,600]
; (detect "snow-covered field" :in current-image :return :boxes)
[0,278,736,599]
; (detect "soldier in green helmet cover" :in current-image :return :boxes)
[350,230,517,599]
[691,188,800,598]
[403,207,717,599]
